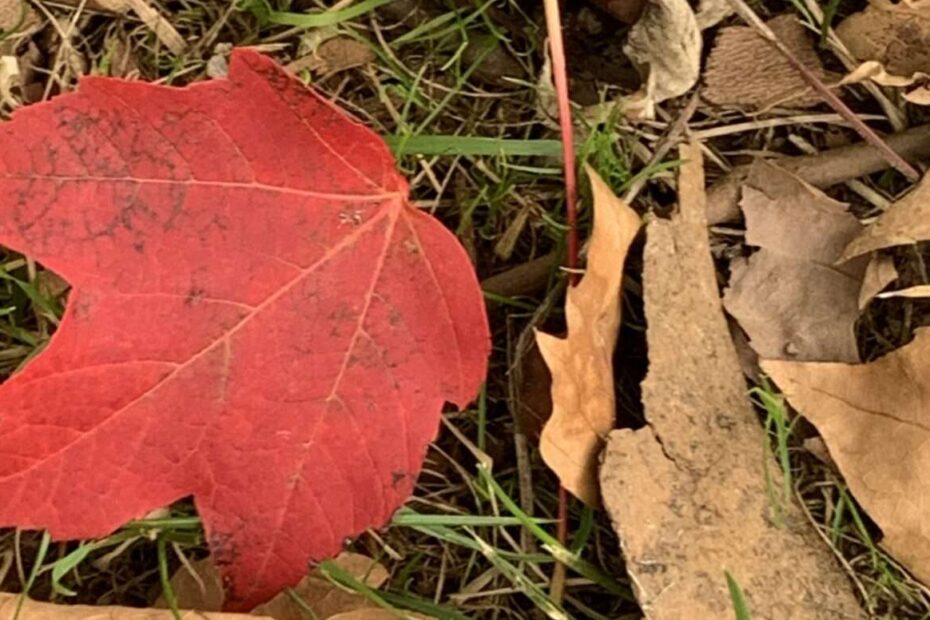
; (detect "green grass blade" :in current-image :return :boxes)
[260,0,393,28]
[15,531,51,620]
[50,544,95,597]
[725,570,754,620]
[477,466,633,600]
[386,135,562,157]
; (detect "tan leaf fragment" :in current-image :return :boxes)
[159,557,226,611]
[254,554,390,620]
[704,15,831,109]
[843,173,930,260]
[0,594,267,620]
[0,55,19,108]
[623,0,700,119]
[763,329,930,587]
[599,142,865,620]
[0,0,39,56]
[535,168,641,507]
[288,38,374,76]
[877,284,930,298]
[165,553,390,620]
[837,0,930,104]
[859,254,898,308]
[51,0,134,12]
[723,161,873,363]
[694,0,734,29]
[328,611,430,620]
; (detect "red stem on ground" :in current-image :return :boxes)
[542,0,576,605]
[543,0,579,278]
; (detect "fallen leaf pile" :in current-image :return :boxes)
[598,143,864,618]
[748,169,930,591]
[0,49,489,609]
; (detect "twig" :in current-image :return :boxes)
[707,123,930,224]
[623,92,701,204]
[786,134,891,212]
[123,0,186,55]
[542,0,577,607]
[725,0,920,182]
[542,0,578,275]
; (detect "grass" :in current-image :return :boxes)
[1,0,930,618]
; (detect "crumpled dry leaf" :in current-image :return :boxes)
[704,15,831,109]
[535,167,641,507]
[694,0,734,29]
[836,0,930,104]
[843,173,930,260]
[840,61,930,105]
[0,594,266,620]
[0,55,19,108]
[763,329,930,588]
[166,553,390,620]
[723,161,883,363]
[623,0,700,119]
[599,142,865,619]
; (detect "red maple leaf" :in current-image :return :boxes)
[0,49,489,609]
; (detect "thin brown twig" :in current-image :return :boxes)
[725,0,920,182]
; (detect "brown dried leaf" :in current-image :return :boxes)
[599,142,865,619]
[0,0,37,32]
[723,161,873,363]
[837,0,930,103]
[0,594,267,620]
[704,15,830,109]
[165,553,389,620]
[763,329,930,587]
[288,37,374,76]
[838,0,930,76]
[535,168,641,507]
[328,611,431,620]
[590,0,646,24]
[859,254,898,308]
[843,173,930,260]
[514,342,552,442]
[159,558,226,611]
[254,554,389,620]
